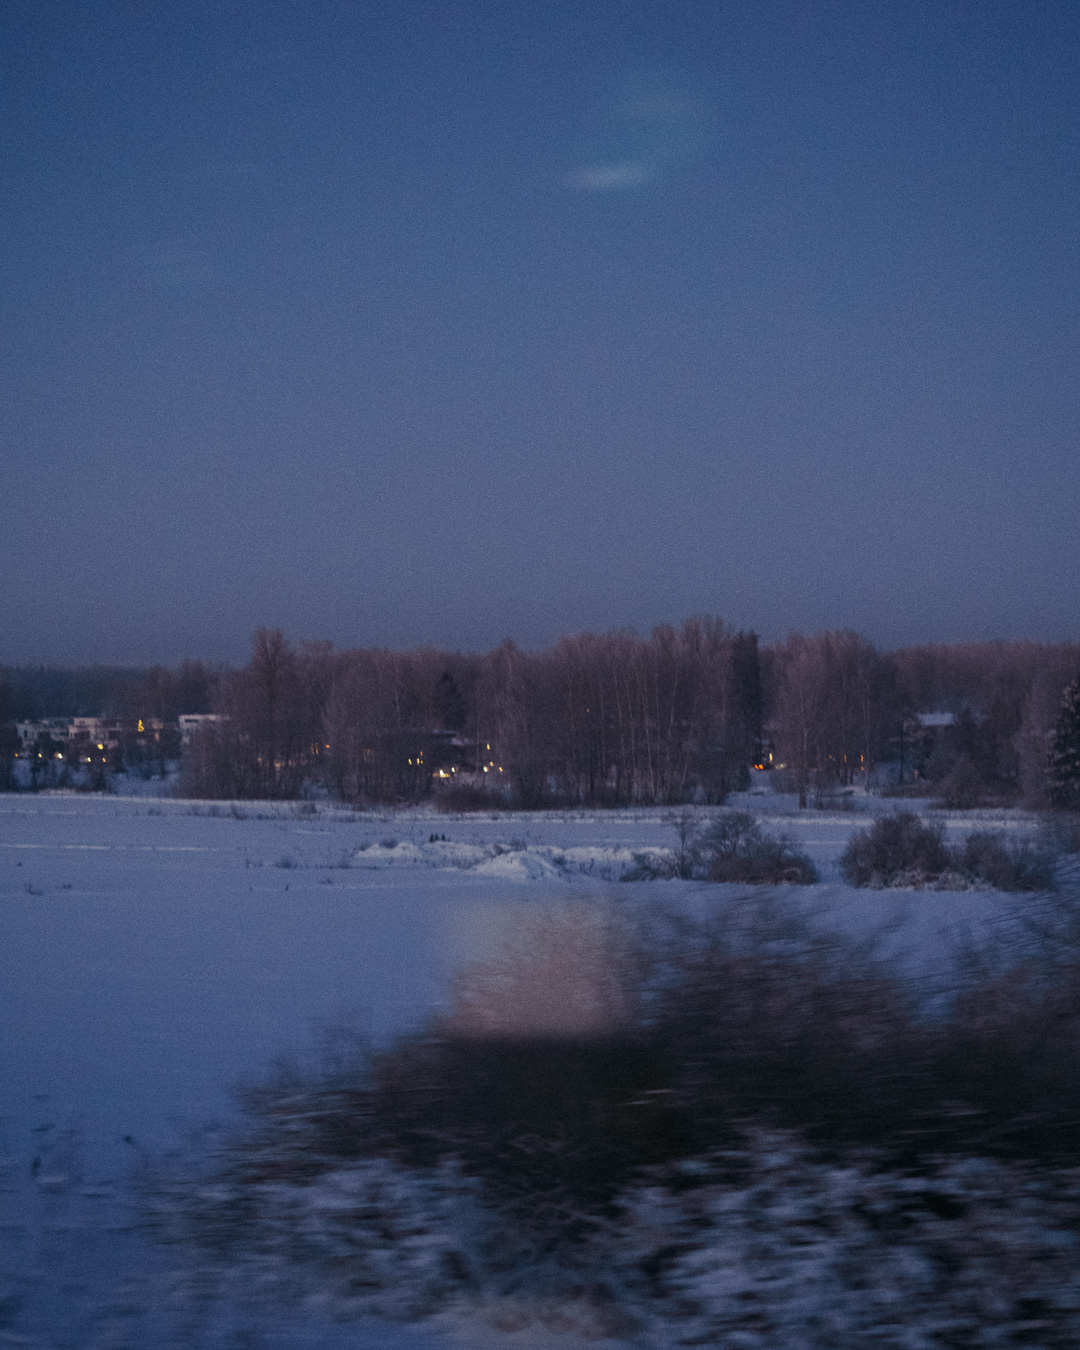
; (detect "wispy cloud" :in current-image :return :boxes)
[563,64,710,193]
[567,162,653,191]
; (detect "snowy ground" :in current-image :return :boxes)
[0,792,1043,1347]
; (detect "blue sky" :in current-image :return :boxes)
[3,0,1078,662]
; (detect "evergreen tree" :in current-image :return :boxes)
[1047,674,1080,808]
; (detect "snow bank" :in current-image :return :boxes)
[353,837,641,883]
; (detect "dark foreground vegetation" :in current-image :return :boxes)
[147,889,1080,1343]
[5,624,1080,809]
[193,894,1080,1201]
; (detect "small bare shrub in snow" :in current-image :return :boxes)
[700,811,818,884]
[625,811,817,884]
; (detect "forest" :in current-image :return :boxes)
[4,622,1079,808]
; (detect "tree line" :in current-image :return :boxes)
[4,623,1078,807]
[177,623,1079,807]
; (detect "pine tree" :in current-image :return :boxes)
[1047,674,1080,808]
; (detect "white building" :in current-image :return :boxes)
[178,714,225,744]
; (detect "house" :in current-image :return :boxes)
[916,712,957,730]
[178,714,225,744]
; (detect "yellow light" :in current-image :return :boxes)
[97,743,104,750]
[138,719,144,732]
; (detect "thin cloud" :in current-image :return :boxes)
[562,64,710,192]
[567,162,653,191]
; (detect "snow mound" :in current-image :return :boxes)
[351,840,640,883]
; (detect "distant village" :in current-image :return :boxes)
[13,714,222,779]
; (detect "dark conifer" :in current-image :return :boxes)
[1047,674,1080,808]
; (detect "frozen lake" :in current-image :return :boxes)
[0,792,1030,1347]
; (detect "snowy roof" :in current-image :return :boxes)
[916,711,957,728]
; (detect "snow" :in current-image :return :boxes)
[0,792,1053,1346]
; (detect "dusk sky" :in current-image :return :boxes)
[3,0,1078,664]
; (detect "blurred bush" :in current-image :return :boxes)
[204,891,1080,1231]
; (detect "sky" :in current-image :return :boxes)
[2,0,1079,664]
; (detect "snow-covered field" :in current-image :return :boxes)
[0,793,1046,1347]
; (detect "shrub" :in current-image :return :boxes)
[958,831,1056,892]
[700,812,818,884]
[135,874,1080,1350]
[147,887,1080,1350]
[228,908,675,1233]
[661,807,704,878]
[624,811,818,884]
[184,892,1080,1227]
[1039,812,1080,857]
[839,812,950,886]
[843,815,1059,892]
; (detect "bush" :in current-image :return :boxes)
[839,812,950,887]
[700,812,818,884]
[1039,812,1080,857]
[842,814,1059,892]
[183,893,1080,1225]
[146,889,1080,1347]
[135,879,1080,1350]
[623,811,818,884]
[958,831,1056,892]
